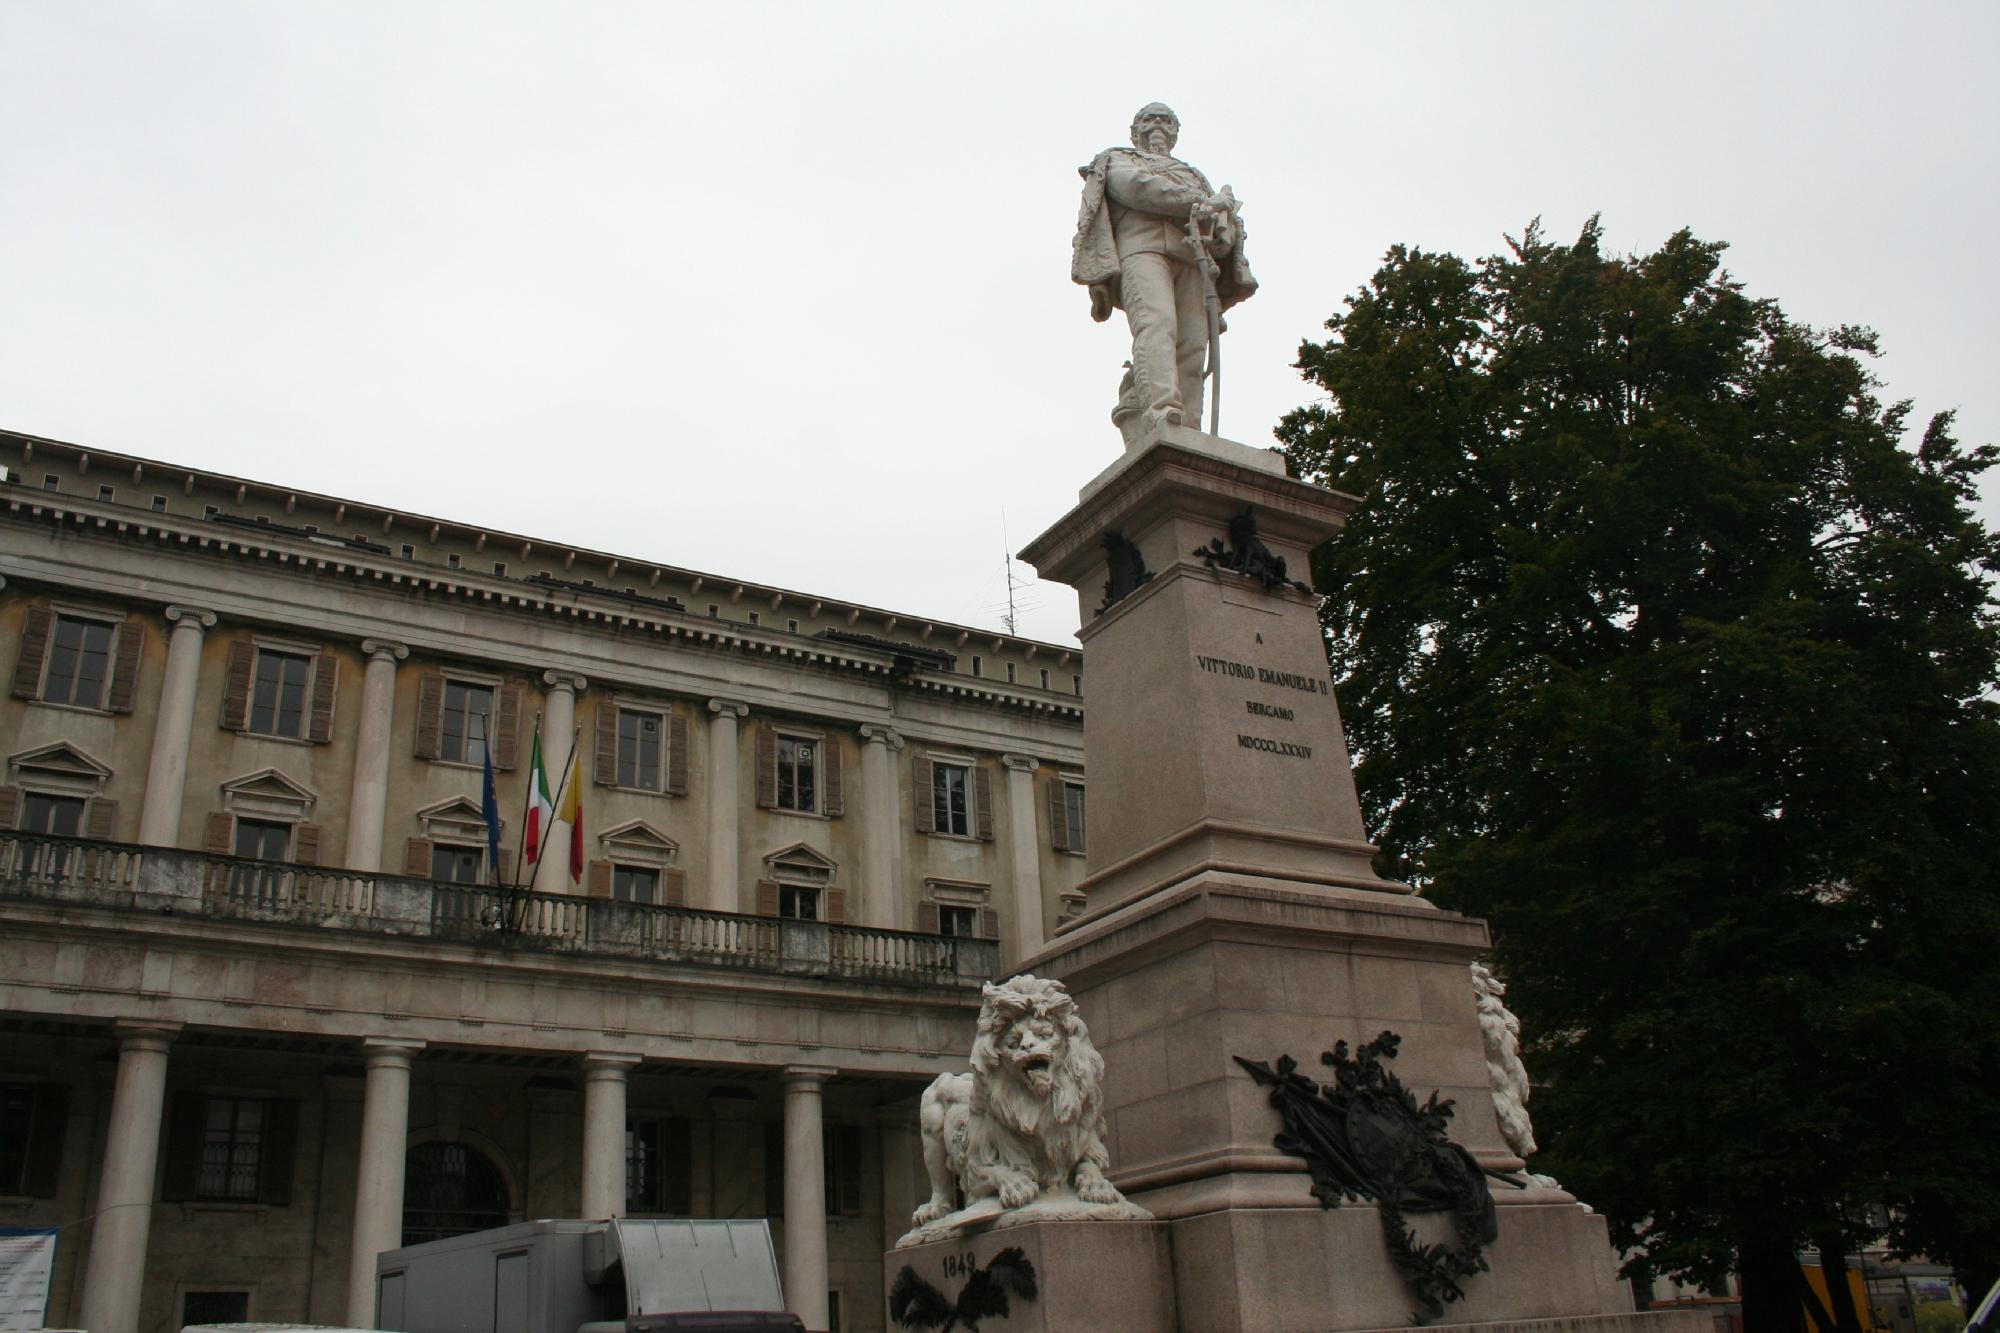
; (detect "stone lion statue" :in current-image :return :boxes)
[900,974,1149,1245]
[1471,962,1537,1159]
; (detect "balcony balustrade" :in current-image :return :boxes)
[0,831,997,989]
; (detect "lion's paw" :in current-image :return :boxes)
[1077,1175,1121,1205]
[998,1179,1040,1210]
[911,1199,951,1226]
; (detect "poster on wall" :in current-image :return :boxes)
[0,1227,57,1331]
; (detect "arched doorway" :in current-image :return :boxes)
[402,1141,510,1246]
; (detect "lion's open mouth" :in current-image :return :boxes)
[1019,1053,1054,1094]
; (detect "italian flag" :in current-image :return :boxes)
[525,734,554,864]
[556,750,584,882]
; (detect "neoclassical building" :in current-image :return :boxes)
[0,427,1088,1332]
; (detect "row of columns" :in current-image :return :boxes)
[126,609,1050,954]
[75,1022,849,1333]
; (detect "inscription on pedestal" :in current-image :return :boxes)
[1197,651,1334,765]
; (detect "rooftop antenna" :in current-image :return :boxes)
[1001,512,1024,636]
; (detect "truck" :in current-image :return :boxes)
[370,1218,803,1333]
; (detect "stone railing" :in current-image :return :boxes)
[0,832,999,989]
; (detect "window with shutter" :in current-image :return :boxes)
[106,621,143,714]
[1063,781,1087,854]
[1047,777,1071,853]
[220,640,256,730]
[973,767,994,841]
[306,650,338,743]
[41,614,118,708]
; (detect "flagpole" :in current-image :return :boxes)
[539,724,585,880]
[509,709,542,891]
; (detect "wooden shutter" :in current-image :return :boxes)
[912,757,935,834]
[202,811,234,855]
[665,1117,693,1217]
[220,639,255,731]
[20,1083,71,1199]
[824,887,846,923]
[980,907,1001,940]
[256,1099,299,1206]
[307,651,338,744]
[11,606,52,699]
[595,701,619,785]
[1048,778,1071,853]
[493,682,522,770]
[107,621,144,714]
[755,879,780,916]
[662,867,687,908]
[665,715,689,796]
[403,837,433,878]
[973,766,994,841]
[763,1121,784,1217]
[822,739,844,817]
[917,901,940,935]
[413,672,444,758]
[292,823,322,866]
[587,860,613,899]
[829,1124,863,1217]
[161,1090,205,1201]
[0,786,20,829]
[754,726,777,808]
[84,797,118,841]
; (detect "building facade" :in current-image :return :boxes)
[0,427,1088,1332]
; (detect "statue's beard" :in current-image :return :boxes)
[1141,130,1173,154]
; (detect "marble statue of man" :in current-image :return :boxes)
[1073,103,1257,445]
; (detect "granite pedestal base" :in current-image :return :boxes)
[886,1219,1173,1332]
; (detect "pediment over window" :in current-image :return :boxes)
[600,820,678,856]
[7,741,112,794]
[220,767,317,819]
[415,795,499,841]
[762,841,836,885]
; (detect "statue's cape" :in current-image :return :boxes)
[1071,147,1257,323]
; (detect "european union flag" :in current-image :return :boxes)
[480,724,503,885]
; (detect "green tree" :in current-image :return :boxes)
[1278,218,2000,1326]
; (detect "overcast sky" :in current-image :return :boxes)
[3,2,1994,646]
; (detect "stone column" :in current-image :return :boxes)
[1000,754,1045,961]
[77,1020,181,1333]
[343,639,408,872]
[346,1037,423,1329]
[532,671,588,894]
[704,699,749,913]
[580,1051,641,1220]
[781,1065,835,1333]
[136,607,216,846]
[857,725,905,929]
[876,1099,924,1256]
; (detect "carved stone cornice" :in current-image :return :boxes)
[1000,753,1041,774]
[859,724,905,751]
[361,638,410,664]
[163,605,218,630]
[708,698,750,720]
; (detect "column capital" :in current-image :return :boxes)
[1000,752,1041,774]
[542,669,589,694]
[112,1019,183,1052]
[361,638,410,663]
[708,698,750,720]
[163,605,218,630]
[858,724,905,751]
[360,1036,425,1068]
[782,1063,838,1089]
[581,1050,643,1078]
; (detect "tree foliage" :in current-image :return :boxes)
[1278,218,2000,1311]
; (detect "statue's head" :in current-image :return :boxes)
[1129,102,1180,155]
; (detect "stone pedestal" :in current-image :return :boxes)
[887,1220,1173,1333]
[1012,426,1641,1332]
